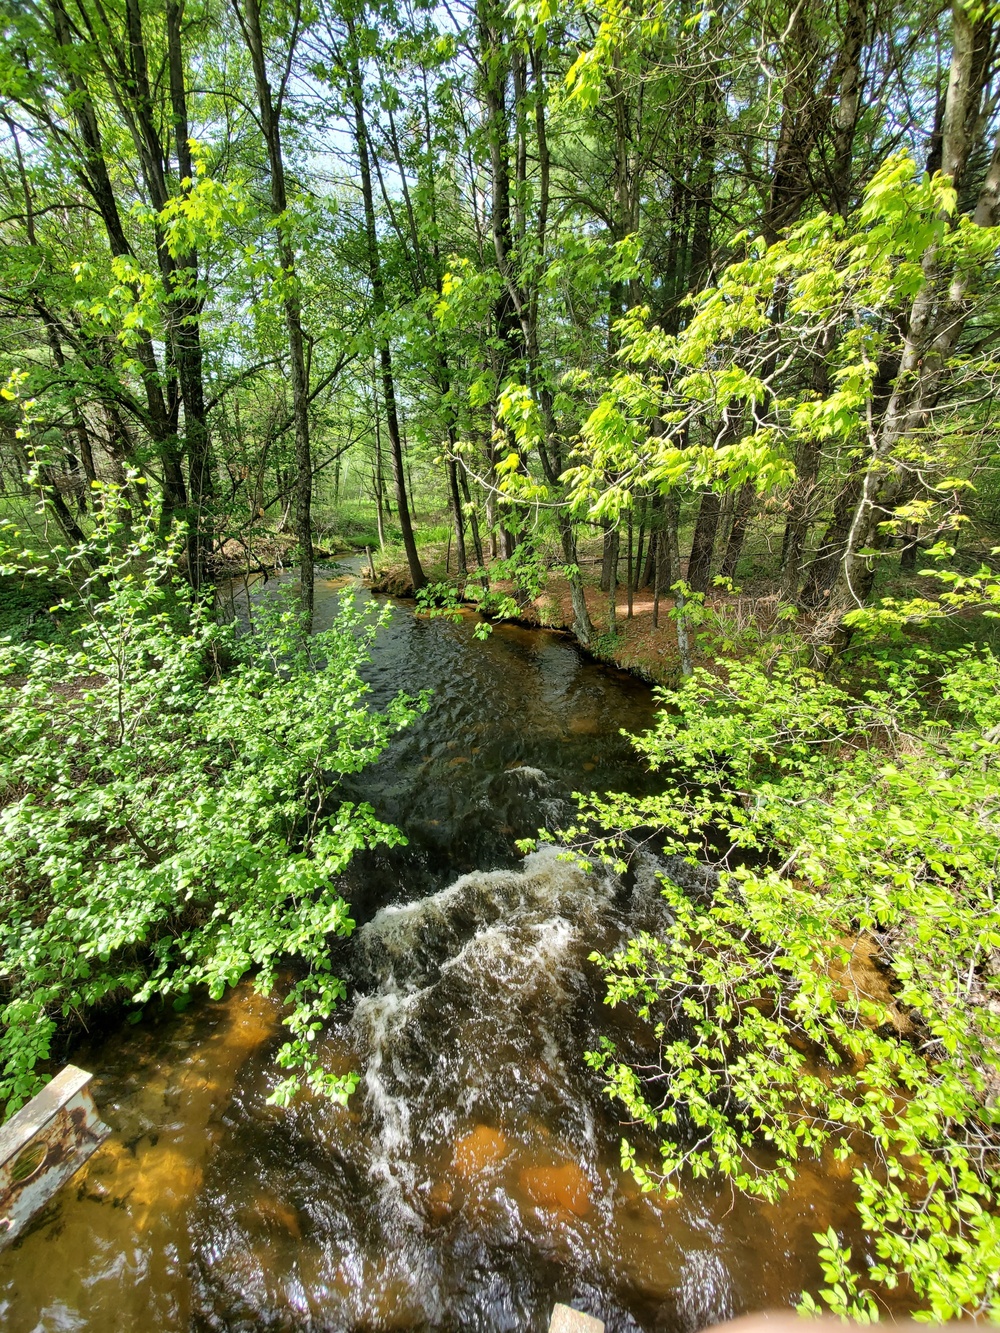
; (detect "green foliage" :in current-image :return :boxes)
[843,547,1000,639]
[412,534,553,631]
[589,628,623,658]
[0,494,425,1117]
[563,153,998,530]
[486,536,549,605]
[574,650,1000,1320]
[415,579,462,614]
[414,574,522,640]
[0,574,75,646]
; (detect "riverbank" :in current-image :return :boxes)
[365,527,998,688]
[210,531,354,579]
[367,538,695,684]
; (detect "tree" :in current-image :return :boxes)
[229,0,317,624]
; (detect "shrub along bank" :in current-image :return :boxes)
[0,494,424,1117]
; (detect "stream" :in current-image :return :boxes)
[0,560,862,1332]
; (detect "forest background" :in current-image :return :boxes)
[2,0,1000,1322]
[5,0,1000,656]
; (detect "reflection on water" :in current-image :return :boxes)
[0,988,279,1331]
[0,563,864,1331]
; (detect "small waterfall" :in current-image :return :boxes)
[349,846,619,1180]
[352,843,608,986]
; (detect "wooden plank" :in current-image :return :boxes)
[0,1065,93,1161]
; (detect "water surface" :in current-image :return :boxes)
[0,564,864,1331]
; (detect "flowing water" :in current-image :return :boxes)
[0,561,864,1332]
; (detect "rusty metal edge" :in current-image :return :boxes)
[1,1067,110,1250]
[0,1066,94,1162]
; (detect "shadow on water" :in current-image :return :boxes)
[0,560,866,1332]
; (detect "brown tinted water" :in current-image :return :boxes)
[0,563,866,1331]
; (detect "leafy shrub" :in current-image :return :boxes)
[415,580,462,612]
[0,494,424,1116]
[590,629,623,659]
[569,652,1000,1320]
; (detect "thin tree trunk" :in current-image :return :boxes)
[642,530,658,590]
[405,428,416,523]
[478,0,525,565]
[626,513,634,618]
[460,467,485,568]
[373,388,387,549]
[486,487,498,560]
[900,524,920,572]
[166,0,213,591]
[15,440,92,559]
[374,467,386,550]
[781,430,823,596]
[634,495,647,591]
[781,0,867,593]
[600,523,614,591]
[607,527,619,635]
[665,494,691,676]
[448,460,468,576]
[345,30,424,592]
[652,534,662,629]
[232,0,314,625]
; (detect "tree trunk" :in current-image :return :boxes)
[812,5,1000,657]
[344,30,424,593]
[720,482,754,581]
[448,460,468,576]
[45,0,181,525]
[232,0,314,625]
[781,3,867,596]
[634,495,648,591]
[781,431,823,597]
[641,494,664,588]
[652,529,662,630]
[900,524,920,572]
[626,513,634,619]
[607,527,619,634]
[687,490,721,592]
[373,393,387,549]
[600,524,614,592]
[477,0,525,567]
[165,0,213,590]
[664,494,691,676]
[800,470,865,608]
[460,467,485,568]
[374,466,386,550]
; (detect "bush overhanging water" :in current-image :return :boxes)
[560,649,1000,1320]
[0,494,424,1115]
